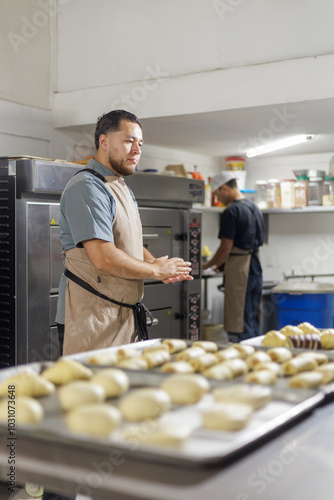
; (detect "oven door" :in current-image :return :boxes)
[143,282,183,339]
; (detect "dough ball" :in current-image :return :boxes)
[176,346,205,361]
[41,359,93,385]
[245,370,277,386]
[116,357,149,370]
[142,343,169,354]
[0,396,44,425]
[190,353,217,372]
[143,349,170,368]
[267,347,293,364]
[0,371,55,398]
[121,423,190,448]
[91,369,129,398]
[202,402,253,431]
[160,361,194,374]
[215,348,240,362]
[86,352,117,366]
[246,351,271,370]
[213,384,272,410]
[222,358,248,377]
[297,352,328,366]
[317,362,334,384]
[202,363,233,380]
[283,357,317,376]
[288,371,323,389]
[232,344,255,359]
[119,388,170,421]
[58,381,106,411]
[162,339,188,353]
[117,347,141,361]
[160,374,209,405]
[192,341,218,353]
[66,403,121,436]
[253,362,282,377]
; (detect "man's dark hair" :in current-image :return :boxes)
[225,178,238,189]
[94,109,142,150]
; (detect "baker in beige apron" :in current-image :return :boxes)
[63,176,144,355]
[223,246,253,333]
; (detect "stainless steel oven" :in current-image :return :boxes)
[0,159,204,367]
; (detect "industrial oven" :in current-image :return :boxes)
[0,158,204,367]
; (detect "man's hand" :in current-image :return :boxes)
[152,256,193,282]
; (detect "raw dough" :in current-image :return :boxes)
[253,362,282,377]
[280,325,304,337]
[86,352,117,366]
[215,348,240,362]
[119,387,170,421]
[232,344,255,359]
[0,396,44,424]
[192,341,218,353]
[160,373,209,404]
[66,403,121,436]
[267,347,293,363]
[41,359,93,385]
[297,322,320,334]
[283,357,317,375]
[143,349,170,368]
[245,369,277,385]
[284,334,321,349]
[176,346,205,361]
[116,357,149,370]
[261,331,286,347]
[202,402,253,431]
[0,371,55,398]
[202,363,233,380]
[142,343,169,354]
[121,423,190,447]
[117,347,141,361]
[317,362,334,384]
[320,329,334,349]
[58,381,106,411]
[91,369,129,398]
[160,361,194,374]
[213,384,272,410]
[190,353,217,372]
[221,358,248,377]
[246,351,271,370]
[162,339,188,354]
[297,352,328,365]
[288,371,323,389]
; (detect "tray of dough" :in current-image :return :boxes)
[0,338,330,467]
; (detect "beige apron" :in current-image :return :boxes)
[63,176,144,355]
[223,246,252,333]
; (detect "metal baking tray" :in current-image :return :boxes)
[0,345,326,467]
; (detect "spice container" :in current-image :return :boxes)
[307,177,323,206]
[255,180,268,209]
[322,177,334,206]
[294,176,308,208]
[266,179,281,208]
[280,179,295,208]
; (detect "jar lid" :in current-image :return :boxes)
[225,157,245,162]
[325,177,334,181]
[296,176,308,180]
[308,177,324,181]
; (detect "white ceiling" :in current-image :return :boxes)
[140,98,334,159]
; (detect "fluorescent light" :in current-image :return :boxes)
[246,134,314,158]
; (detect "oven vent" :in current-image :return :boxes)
[0,176,15,367]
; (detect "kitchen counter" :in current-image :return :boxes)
[0,399,333,500]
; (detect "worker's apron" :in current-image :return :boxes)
[223,246,252,333]
[63,176,144,355]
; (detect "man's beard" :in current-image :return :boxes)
[108,154,135,177]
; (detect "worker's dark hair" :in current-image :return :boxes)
[94,110,142,150]
[225,178,238,189]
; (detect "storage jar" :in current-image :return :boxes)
[307,177,323,206]
[255,180,268,209]
[294,176,308,208]
[322,177,334,206]
[266,179,281,208]
[280,179,295,208]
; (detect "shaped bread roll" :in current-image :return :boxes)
[297,352,328,365]
[288,371,323,389]
[261,331,286,347]
[0,396,44,425]
[86,352,117,366]
[121,423,190,447]
[192,340,218,353]
[66,403,121,436]
[215,348,240,362]
[176,346,205,361]
[190,353,217,372]
[246,351,271,370]
[143,349,170,368]
[232,344,255,359]
[213,384,272,410]
[162,339,188,354]
[116,357,149,370]
[297,322,320,334]
[91,369,129,398]
[202,402,253,431]
[202,362,233,380]
[267,347,293,363]
[320,329,334,349]
[161,361,194,374]
[0,371,55,398]
[317,362,334,384]
[280,325,304,337]
[283,334,321,350]
[221,358,248,377]
[160,373,209,404]
[41,359,93,385]
[245,369,277,385]
[253,361,282,377]
[119,387,170,421]
[117,347,140,361]
[142,343,169,354]
[283,357,317,375]
[58,381,106,411]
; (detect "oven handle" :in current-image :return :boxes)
[142,233,159,239]
[147,317,159,327]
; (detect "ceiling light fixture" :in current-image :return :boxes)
[246,134,314,158]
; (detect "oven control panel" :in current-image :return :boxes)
[188,217,201,279]
[188,292,201,341]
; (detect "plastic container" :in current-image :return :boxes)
[294,176,308,208]
[280,179,295,208]
[266,179,281,208]
[322,177,334,206]
[255,180,268,209]
[272,280,334,329]
[225,157,245,171]
[307,177,323,206]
